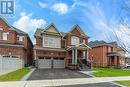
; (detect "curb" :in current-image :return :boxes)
[21,68,36,81]
[79,71,96,78]
[110,81,127,87]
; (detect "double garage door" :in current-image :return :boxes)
[38,57,65,69]
[0,55,23,70]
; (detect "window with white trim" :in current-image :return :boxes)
[83,51,86,59]
[0,27,3,30]
[3,32,9,40]
[43,36,61,48]
[17,35,23,41]
[71,36,79,46]
[83,39,86,43]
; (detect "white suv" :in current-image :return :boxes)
[126,63,130,68]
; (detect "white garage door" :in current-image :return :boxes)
[1,55,23,70]
[54,58,65,68]
[38,58,51,69]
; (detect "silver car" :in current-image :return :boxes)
[126,63,130,68]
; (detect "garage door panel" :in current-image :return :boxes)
[2,56,23,70]
[54,59,65,68]
[38,59,51,69]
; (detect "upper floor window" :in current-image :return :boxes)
[71,36,79,46]
[83,39,86,43]
[43,36,61,48]
[17,35,23,41]
[0,27,3,30]
[3,32,9,40]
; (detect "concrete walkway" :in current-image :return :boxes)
[0,76,130,87]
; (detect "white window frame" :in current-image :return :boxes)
[71,36,79,46]
[17,35,23,41]
[0,27,3,30]
[83,51,86,59]
[43,36,61,48]
[3,32,9,40]
[83,39,86,43]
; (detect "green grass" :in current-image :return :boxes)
[92,68,130,77]
[0,67,30,81]
[114,80,130,87]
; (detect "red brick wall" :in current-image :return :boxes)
[36,37,42,46]
[36,50,66,58]
[0,46,27,63]
[65,28,88,47]
[0,18,10,32]
[0,18,17,43]
[0,18,33,66]
[89,46,104,67]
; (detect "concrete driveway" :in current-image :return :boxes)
[27,69,92,80]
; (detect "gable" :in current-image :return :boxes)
[0,18,10,32]
[70,25,86,36]
[45,26,59,33]
[71,28,81,36]
[44,24,60,34]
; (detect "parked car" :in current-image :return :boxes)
[125,63,130,68]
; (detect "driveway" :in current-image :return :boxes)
[53,82,120,87]
[27,69,92,80]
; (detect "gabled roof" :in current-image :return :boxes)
[43,23,61,36]
[0,16,33,45]
[34,28,43,37]
[12,26,27,35]
[69,24,89,37]
[79,43,91,49]
[0,15,15,30]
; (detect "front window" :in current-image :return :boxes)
[43,36,61,48]
[83,51,86,59]
[71,36,79,46]
[3,32,9,40]
[0,27,3,30]
[83,39,86,43]
[17,35,23,41]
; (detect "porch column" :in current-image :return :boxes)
[75,48,77,65]
[34,50,37,60]
[72,49,75,64]
[86,49,88,61]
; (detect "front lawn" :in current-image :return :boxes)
[0,67,30,81]
[114,80,130,87]
[92,68,130,77]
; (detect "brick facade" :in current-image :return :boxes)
[89,41,125,68]
[0,17,33,66]
[34,24,90,69]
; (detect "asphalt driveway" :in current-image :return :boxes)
[27,69,92,80]
[53,82,120,87]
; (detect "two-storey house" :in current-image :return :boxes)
[0,16,33,70]
[89,41,125,68]
[34,24,90,69]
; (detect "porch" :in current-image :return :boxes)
[107,52,124,68]
[65,43,91,69]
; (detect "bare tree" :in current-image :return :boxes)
[109,21,130,54]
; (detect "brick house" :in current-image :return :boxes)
[34,24,91,69]
[0,16,33,70]
[89,41,125,68]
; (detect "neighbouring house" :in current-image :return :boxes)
[88,40,126,68]
[34,24,91,69]
[0,16,33,70]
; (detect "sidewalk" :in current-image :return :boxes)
[0,76,130,87]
